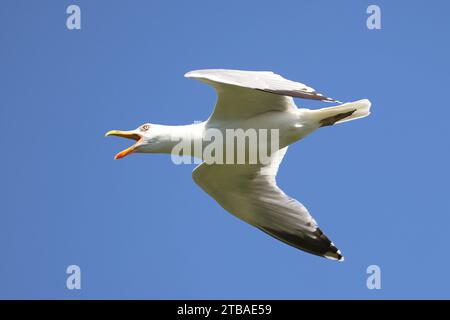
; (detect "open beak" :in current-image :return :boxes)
[105,130,143,160]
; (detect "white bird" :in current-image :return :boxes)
[106,69,371,261]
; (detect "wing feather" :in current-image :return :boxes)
[185,69,339,122]
[192,147,343,261]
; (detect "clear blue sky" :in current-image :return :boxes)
[1,0,449,299]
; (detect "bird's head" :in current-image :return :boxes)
[105,123,164,159]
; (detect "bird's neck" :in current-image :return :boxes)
[153,122,205,156]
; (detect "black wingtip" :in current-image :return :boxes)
[314,228,344,261]
[324,250,345,262]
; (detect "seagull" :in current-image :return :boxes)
[106,69,371,261]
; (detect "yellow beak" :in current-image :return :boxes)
[105,130,142,160]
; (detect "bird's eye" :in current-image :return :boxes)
[141,124,150,131]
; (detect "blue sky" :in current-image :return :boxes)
[1,0,449,299]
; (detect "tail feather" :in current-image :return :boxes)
[312,99,371,127]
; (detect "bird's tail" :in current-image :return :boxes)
[310,99,371,127]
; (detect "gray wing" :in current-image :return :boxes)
[185,69,339,122]
[192,147,344,261]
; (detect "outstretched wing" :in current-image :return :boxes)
[185,69,339,122]
[192,147,343,261]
